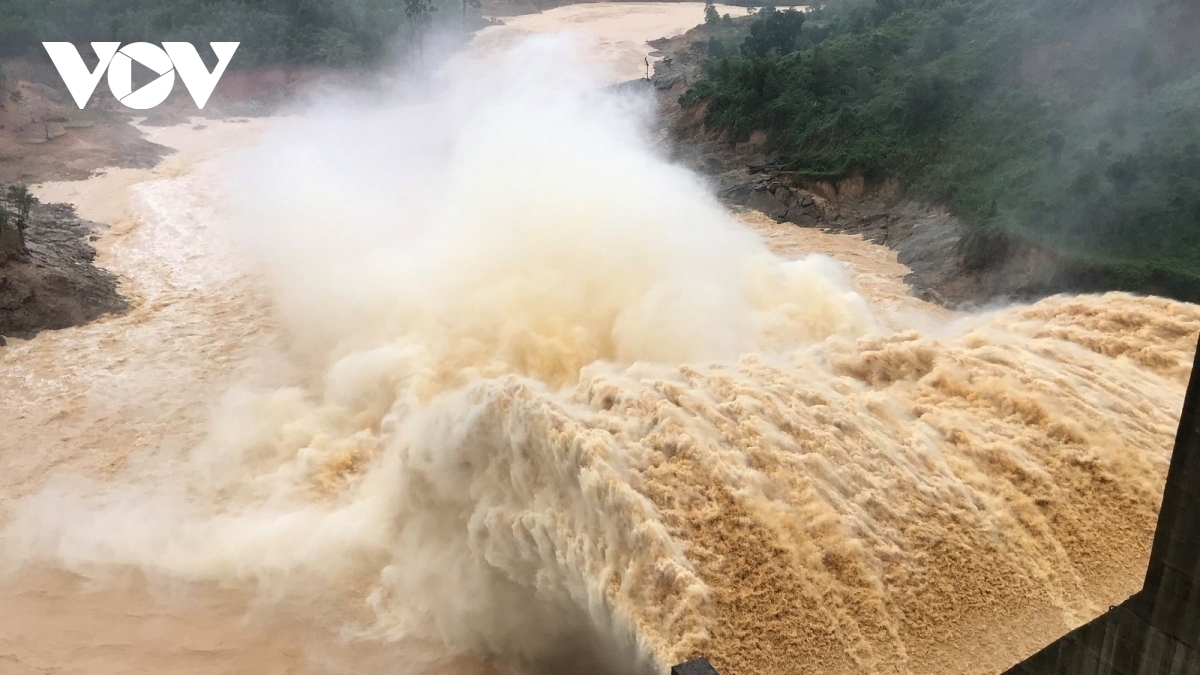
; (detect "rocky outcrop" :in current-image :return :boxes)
[713,171,1079,308]
[645,28,1088,309]
[725,181,824,226]
[0,202,128,341]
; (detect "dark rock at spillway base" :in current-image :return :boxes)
[671,658,721,675]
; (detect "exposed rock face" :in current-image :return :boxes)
[713,173,1080,308]
[645,28,1088,310]
[744,186,788,220]
[0,202,128,340]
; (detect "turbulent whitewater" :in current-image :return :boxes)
[3,34,1200,675]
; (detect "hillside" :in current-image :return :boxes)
[0,0,449,67]
[680,0,1200,302]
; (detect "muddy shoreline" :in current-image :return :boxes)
[0,62,149,342]
[0,58,293,342]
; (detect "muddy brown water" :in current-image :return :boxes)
[2,7,1199,675]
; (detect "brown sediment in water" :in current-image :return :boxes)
[2,14,1200,675]
[5,137,1199,675]
[468,2,750,84]
[481,293,1199,674]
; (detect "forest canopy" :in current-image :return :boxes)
[0,0,452,67]
[685,0,1200,300]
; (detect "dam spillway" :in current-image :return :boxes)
[671,333,1200,675]
[1002,333,1200,673]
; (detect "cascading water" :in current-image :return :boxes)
[2,13,1198,675]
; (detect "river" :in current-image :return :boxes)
[1,4,1198,675]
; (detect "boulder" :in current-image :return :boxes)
[785,206,820,227]
[672,658,721,675]
[746,187,788,219]
[651,72,684,90]
[720,182,758,204]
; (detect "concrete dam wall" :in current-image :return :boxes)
[1002,334,1200,675]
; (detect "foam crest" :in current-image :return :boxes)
[4,32,1200,675]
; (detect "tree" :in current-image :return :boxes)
[404,0,437,61]
[870,0,900,25]
[405,0,437,28]
[1105,156,1141,195]
[6,185,34,235]
[705,0,721,26]
[0,184,33,253]
[901,73,953,131]
[740,8,805,57]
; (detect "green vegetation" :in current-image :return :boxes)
[740,7,805,57]
[0,57,16,107]
[0,0,461,67]
[683,0,1200,300]
[705,1,722,27]
[0,185,35,245]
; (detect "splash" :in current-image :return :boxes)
[4,34,1200,675]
